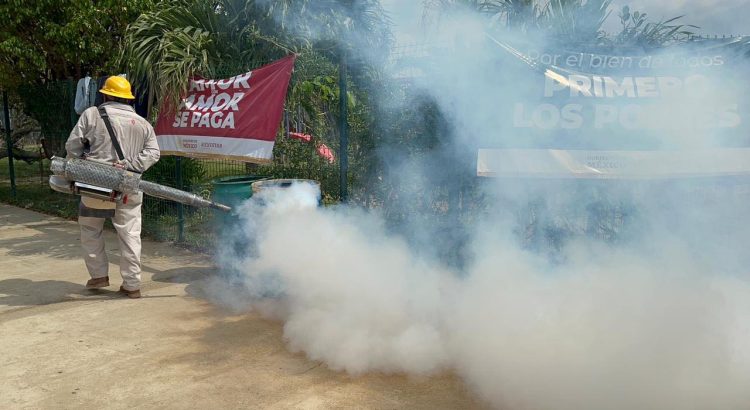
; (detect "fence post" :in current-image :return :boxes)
[67,79,77,153]
[176,156,185,243]
[338,54,349,202]
[3,91,17,198]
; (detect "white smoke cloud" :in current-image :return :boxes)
[380,0,425,44]
[218,184,750,410]
[211,2,750,409]
[450,233,750,410]
[230,184,454,375]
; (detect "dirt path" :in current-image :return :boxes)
[0,204,486,409]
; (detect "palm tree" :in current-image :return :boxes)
[422,0,694,47]
[614,6,698,47]
[121,0,391,108]
[122,0,281,109]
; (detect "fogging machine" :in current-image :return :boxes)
[49,156,232,212]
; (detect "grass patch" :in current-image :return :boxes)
[0,157,50,180]
[0,155,77,219]
[1,156,230,252]
[142,208,219,251]
[0,182,217,250]
[0,182,79,219]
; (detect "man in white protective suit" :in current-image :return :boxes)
[65,76,160,299]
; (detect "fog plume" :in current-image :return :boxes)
[212,182,750,410]
[211,2,750,409]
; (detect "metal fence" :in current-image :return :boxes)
[1,64,344,250]
[10,44,748,257]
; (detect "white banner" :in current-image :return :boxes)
[477,148,750,179]
[158,135,275,163]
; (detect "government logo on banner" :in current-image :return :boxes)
[156,55,296,163]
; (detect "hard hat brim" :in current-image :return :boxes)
[99,89,136,100]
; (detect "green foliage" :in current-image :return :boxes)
[287,52,377,201]
[121,0,286,108]
[424,0,613,43]
[16,80,76,158]
[121,0,392,107]
[122,2,386,201]
[1,0,157,159]
[262,137,341,193]
[0,0,156,90]
[263,0,393,56]
[615,6,698,47]
[143,156,207,189]
[538,0,613,43]
[424,0,695,47]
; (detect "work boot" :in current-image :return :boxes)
[85,276,110,289]
[119,286,141,299]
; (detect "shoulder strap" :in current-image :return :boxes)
[97,106,125,161]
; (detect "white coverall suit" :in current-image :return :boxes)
[65,102,160,291]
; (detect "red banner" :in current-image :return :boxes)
[156,55,296,163]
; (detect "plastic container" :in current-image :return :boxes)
[211,175,267,235]
[213,177,321,299]
[211,175,268,210]
[250,178,322,206]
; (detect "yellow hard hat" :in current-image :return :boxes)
[99,76,135,100]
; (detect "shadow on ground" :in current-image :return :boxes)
[0,221,82,260]
[150,266,215,284]
[0,278,178,307]
[150,264,283,313]
[0,278,115,306]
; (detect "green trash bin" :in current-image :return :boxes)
[212,176,266,286]
[212,175,267,257]
[212,175,267,209]
[211,175,267,226]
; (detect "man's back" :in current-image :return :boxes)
[66,101,160,173]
